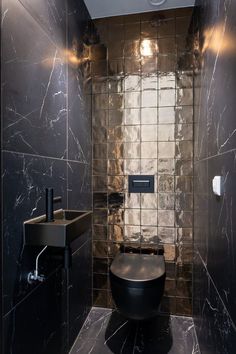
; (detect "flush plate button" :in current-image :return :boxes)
[128,175,154,193]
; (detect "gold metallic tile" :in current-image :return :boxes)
[93,159,107,175]
[158,37,176,54]
[108,143,124,159]
[93,126,107,143]
[141,125,157,142]
[93,225,107,241]
[158,210,175,227]
[141,227,158,243]
[93,241,108,258]
[176,88,193,106]
[124,75,141,91]
[175,193,193,211]
[159,73,176,89]
[141,193,158,209]
[157,19,175,38]
[93,175,107,192]
[124,22,140,40]
[124,209,141,225]
[125,193,141,209]
[124,225,141,242]
[159,89,175,107]
[124,126,140,142]
[124,159,141,174]
[141,142,157,158]
[108,192,125,209]
[163,244,176,261]
[107,126,123,142]
[109,109,124,126]
[125,92,141,108]
[141,21,157,38]
[158,142,175,158]
[108,40,125,59]
[175,211,193,228]
[125,108,141,125]
[93,209,107,225]
[142,74,158,91]
[124,40,141,58]
[109,93,124,109]
[108,59,124,76]
[124,58,141,74]
[176,228,193,242]
[124,143,140,158]
[141,210,158,226]
[176,16,192,36]
[90,44,107,61]
[108,77,124,93]
[108,176,125,192]
[141,90,158,107]
[176,71,193,88]
[108,24,125,40]
[175,176,193,193]
[158,175,174,192]
[176,243,193,264]
[175,160,193,176]
[158,193,175,210]
[93,193,108,209]
[141,108,158,125]
[175,124,193,141]
[108,208,124,224]
[141,159,157,174]
[93,110,108,127]
[157,55,176,72]
[93,94,109,111]
[158,107,175,124]
[175,141,193,159]
[158,159,175,174]
[92,78,108,94]
[91,61,107,77]
[157,227,176,243]
[141,56,158,74]
[108,224,124,242]
[158,125,175,141]
[108,159,124,175]
[175,106,193,124]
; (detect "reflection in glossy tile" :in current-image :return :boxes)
[158,107,175,124]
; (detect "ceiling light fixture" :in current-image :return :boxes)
[148,0,167,6]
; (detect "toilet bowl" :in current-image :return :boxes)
[110,252,166,320]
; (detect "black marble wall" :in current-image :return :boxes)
[1,0,92,353]
[193,0,236,352]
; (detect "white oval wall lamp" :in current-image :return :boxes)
[148,0,167,6]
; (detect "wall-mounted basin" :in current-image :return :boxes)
[24,209,92,247]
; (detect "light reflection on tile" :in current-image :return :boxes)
[124,75,141,91]
[141,193,158,209]
[125,193,141,208]
[158,107,175,124]
[124,159,141,174]
[108,160,124,175]
[141,108,158,124]
[158,142,175,158]
[124,126,140,142]
[141,159,157,174]
[175,124,193,141]
[124,209,141,225]
[159,73,176,89]
[141,125,157,141]
[158,159,175,174]
[108,176,125,192]
[124,142,140,158]
[158,125,175,141]
[176,88,193,106]
[141,90,158,107]
[142,74,158,91]
[175,106,193,124]
[125,108,141,125]
[159,89,175,107]
[141,142,157,158]
[141,226,158,243]
[108,143,123,159]
[158,227,176,243]
[124,225,141,241]
[141,209,158,226]
[158,210,175,227]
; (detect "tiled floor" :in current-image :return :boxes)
[69,307,200,354]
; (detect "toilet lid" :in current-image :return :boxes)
[110,254,165,282]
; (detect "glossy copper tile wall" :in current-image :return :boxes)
[92,7,194,316]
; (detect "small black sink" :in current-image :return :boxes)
[24,209,92,247]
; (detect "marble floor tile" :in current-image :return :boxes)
[69,307,200,354]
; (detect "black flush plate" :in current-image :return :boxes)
[128,175,154,193]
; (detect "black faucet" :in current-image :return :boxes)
[45,188,62,222]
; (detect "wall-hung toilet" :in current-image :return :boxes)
[110,252,166,320]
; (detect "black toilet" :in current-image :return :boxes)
[110,251,166,320]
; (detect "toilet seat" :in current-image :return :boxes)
[110,253,165,288]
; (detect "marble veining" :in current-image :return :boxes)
[193,0,236,352]
[69,307,200,354]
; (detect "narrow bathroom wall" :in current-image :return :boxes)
[193,0,236,352]
[1,0,93,352]
[91,8,195,316]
